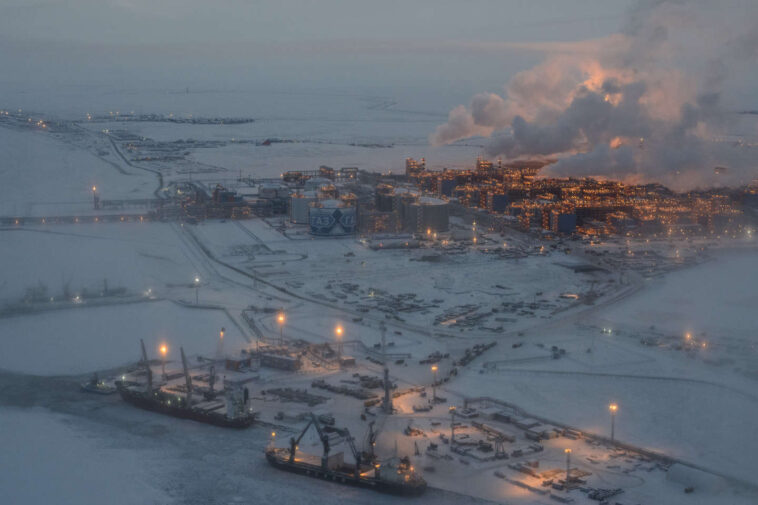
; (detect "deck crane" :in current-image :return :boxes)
[289,413,331,469]
[289,414,365,477]
[140,338,153,393]
[380,322,393,414]
[338,427,363,478]
[364,421,380,464]
[180,347,193,406]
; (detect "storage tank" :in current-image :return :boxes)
[375,184,394,212]
[406,197,449,233]
[392,187,419,225]
[259,182,289,199]
[289,191,318,224]
[309,199,357,236]
[304,177,332,192]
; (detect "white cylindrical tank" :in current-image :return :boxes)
[309,199,357,236]
[289,191,317,224]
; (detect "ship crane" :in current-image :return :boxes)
[289,414,365,477]
[364,421,379,464]
[140,338,153,393]
[380,323,393,414]
[289,413,331,470]
[180,347,193,406]
[339,427,362,478]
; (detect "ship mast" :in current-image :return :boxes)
[140,338,153,392]
[380,322,393,414]
[180,346,193,406]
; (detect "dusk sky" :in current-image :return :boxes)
[0,1,631,96]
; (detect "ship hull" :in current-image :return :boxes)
[265,450,426,496]
[116,383,255,429]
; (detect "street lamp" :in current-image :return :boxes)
[194,276,200,305]
[609,402,618,442]
[335,325,343,366]
[159,344,168,381]
[277,312,285,345]
[431,364,438,403]
[565,448,572,483]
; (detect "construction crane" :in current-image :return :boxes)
[140,338,153,393]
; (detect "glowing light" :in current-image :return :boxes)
[160,344,168,356]
[335,325,343,338]
[277,313,285,324]
[609,402,618,414]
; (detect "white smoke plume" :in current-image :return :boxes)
[429,0,758,190]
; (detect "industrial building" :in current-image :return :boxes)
[372,185,450,234]
[404,156,744,237]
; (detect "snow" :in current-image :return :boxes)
[0,301,245,375]
[0,407,171,505]
[0,223,198,303]
[0,126,155,216]
[450,248,758,485]
[600,249,758,339]
[1,87,757,504]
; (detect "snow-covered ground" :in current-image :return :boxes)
[0,407,171,505]
[0,301,245,375]
[0,223,200,303]
[1,90,757,504]
[600,249,758,343]
[0,126,155,216]
[451,248,758,484]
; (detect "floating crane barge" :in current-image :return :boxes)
[265,413,426,496]
[116,340,256,429]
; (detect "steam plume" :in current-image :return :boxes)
[430,0,758,190]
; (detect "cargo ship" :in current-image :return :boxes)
[265,413,427,496]
[116,340,256,429]
[116,381,255,428]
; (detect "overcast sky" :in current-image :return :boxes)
[0,1,633,98]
